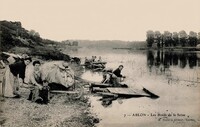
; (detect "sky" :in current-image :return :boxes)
[0,0,200,41]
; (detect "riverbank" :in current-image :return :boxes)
[113,46,200,51]
[0,60,99,127]
[0,20,100,126]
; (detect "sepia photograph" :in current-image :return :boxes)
[0,0,200,127]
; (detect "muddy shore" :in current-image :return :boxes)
[0,61,99,127]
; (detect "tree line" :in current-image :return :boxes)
[146,30,200,48]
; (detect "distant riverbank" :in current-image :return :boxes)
[113,46,200,52]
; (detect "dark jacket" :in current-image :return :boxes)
[113,68,123,77]
[9,61,26,80]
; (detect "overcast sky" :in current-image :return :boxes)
[0,0,200,41]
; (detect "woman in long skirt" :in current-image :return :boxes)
[2,57,32,98]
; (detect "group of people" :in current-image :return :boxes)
[84,56,106,71]
[85,56,102,63]
[101,65,127,87]
[1,52,127,105]
[2,54,75,104]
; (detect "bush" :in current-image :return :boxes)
[30,46,70,61]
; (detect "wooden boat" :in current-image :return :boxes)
[90,83,128,89]
[92,61,107,64]
[90,83,110,88]
[84,61,107,70]
[90,82,159,99]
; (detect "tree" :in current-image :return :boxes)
[160,34,164,48]
[35,32,40,37]
[154,31,161,48]
[179,30,187,47]
[29,29,36,36]
[188,31,197,47]
[163,31,172,47]
[72,41,78,46]
[197,32,200,45]
[168,33,173,47]
[28,29,42,42]
[29,29,40,37]
[172,32,179,46]
[146,30,154,48]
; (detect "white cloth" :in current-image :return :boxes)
[45,67,74,88]
[7,56,16,64]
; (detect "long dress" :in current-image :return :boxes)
[2,61,26,97]
[2,66,17,97]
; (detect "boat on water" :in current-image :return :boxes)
[90,82,159,99]
[82,56,107,71]
[84,61,107,71]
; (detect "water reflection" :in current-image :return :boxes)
[98,97,126,107]
[78,49,200,126]
[99,97,114,108]
[147,50,199,70]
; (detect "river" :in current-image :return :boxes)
[65,47,200,127]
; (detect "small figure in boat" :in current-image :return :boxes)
[85,57,90,64]
[98,56,102,62]
[28,61,50,104]
[94,56,105,69]
[84,56,106,70]
[91,56,97,62]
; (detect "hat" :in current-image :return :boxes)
[22,54,29,59]
[58,62,69,70]
[24,57,32,62]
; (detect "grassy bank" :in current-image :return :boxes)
[0,20,100,126]
[0,60,99,127]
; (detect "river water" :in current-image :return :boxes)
[65,47,200,127]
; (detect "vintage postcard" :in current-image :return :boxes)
[0,0,200,127]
